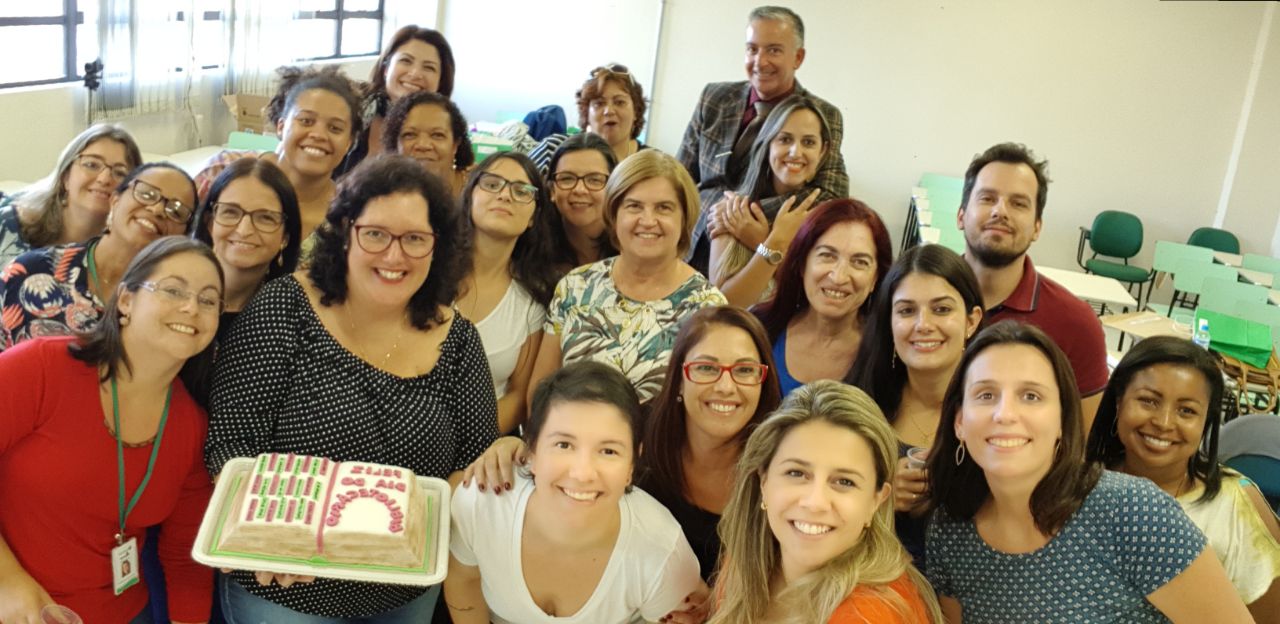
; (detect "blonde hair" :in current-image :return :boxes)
[708,380,942,624]
[18,124,142,248]
[602,150,700,257]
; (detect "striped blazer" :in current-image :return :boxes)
[676,80,848,265]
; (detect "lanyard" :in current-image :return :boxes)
[112,377,171,544]
[87,239,103,301]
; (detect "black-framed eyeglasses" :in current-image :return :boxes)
[352,225,436,258]
[476,172,537,204]
[212,202,286,233]
[552,172,609,192]
[132,179,193,224]
[138,280,223,314]
[74,154,131,181]
[682,361,770,386]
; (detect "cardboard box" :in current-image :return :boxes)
[222,94,273,134]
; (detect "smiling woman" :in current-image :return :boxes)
[526,150,726,404]
[382,90,475,198]
[1086,336,1280,622]
[0,236,222,624]
[445,361,704,624]
[925,321,1254,623]
[0,123,143,269]
[709,381,940,624]
[206,156,498,622]
[1,163,197,351]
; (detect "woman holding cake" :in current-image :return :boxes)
[0,236,223,624]
[446,361,705,624]
[205,155,498,621]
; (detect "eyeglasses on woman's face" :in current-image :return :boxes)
[476,172,537,204]
[132,179,193,224]
[212,202,286,233]
[351,224,436,258]
[682,361,769,385]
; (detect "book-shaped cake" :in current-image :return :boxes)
[213,453,428,569]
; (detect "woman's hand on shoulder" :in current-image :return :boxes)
[723,194,769,251]
[660,583,711,624]
[461,436,527,494]
[766,189,821,251]
[0,570,55,624]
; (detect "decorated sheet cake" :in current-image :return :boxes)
[193,453,449,585]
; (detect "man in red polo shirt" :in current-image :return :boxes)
[956,142,1108,428]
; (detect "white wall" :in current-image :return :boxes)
[2,0,1275,277]
[441,0,663,131]
[0,58,375,184]
[647,0,1278,271]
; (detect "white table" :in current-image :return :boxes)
[1038,265,1138,309]
[1214,251,1244,267]
[1238,267,1275,288]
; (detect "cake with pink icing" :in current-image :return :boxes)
[214,453,428,569]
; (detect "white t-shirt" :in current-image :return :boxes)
[450,473,702,624]
[472,281,545,398]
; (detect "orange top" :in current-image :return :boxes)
[828,573,931,623]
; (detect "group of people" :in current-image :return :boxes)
[0,4,1276,624]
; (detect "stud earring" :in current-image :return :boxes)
[119,314,130,327]
[760,500,767,511]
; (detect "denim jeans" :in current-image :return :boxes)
[218,573,439,624]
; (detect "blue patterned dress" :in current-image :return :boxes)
[0,238,101,351]
[926,470,1207,623]
[545,257,727,402]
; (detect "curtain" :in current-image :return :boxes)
[223,0,300,97]
[95,0,197,118]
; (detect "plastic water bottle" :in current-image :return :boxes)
[1193,318,1211,350]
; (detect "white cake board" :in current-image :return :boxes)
[192,457,450,586]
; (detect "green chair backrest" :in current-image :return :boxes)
[1089,211,1143,258]
[1234,300,1280,328]
[1187,227,1241,254]
[1242,253,1280,275]
[1153,240,1213,274]
[1199,277,1267,314]
[227,131,280,151]
[1172,259,1237,295]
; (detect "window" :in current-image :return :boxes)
[0,1,96,89]
[296,0,385,61]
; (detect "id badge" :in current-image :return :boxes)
[111,536,140,596]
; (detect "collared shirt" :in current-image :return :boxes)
[986,256,1109,396]
[739,84,796,131]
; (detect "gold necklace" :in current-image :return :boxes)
[344,303,403,369]
[907,410,935,444]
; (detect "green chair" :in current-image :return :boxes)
[1147,241,1214,315]
[1169,259,1237,315]
[227,131,279,151]
[1187,227,1240,254]
[1077,211,1151,306]
[1199,277,1267,314]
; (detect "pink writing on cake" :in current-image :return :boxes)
[349,465,404,479]
[323,488,406,533]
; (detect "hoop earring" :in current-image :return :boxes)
[891,351,898,369]
[954,441,966,465]
[1110,416,1119,437]
[1054,439,1062,456]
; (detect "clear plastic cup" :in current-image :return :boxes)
[906,447,929,471]
[41,605,83,624]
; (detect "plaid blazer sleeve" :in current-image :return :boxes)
[676,82,750,192]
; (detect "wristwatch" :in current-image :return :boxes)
[755,243,783,266]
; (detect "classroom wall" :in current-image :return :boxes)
[646,0,1279,272]
[0,58,375,183]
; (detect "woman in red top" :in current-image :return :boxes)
[0,236,223,624]
[709,380,942,623]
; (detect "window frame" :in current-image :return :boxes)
[0,0,84,89]
[296,0,386,61]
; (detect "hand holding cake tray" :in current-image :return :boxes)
[192,452,450,586]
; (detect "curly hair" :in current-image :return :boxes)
[264,65,364,139]
[575,64,647,139]
[380,90,475,171]
[306,155,469,329]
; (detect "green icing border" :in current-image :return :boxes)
[209,471,439,574]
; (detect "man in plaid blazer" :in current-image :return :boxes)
[677,6,848,273]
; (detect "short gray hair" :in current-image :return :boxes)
[748,5,805,48]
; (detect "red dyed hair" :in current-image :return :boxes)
[751,198,893,342]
